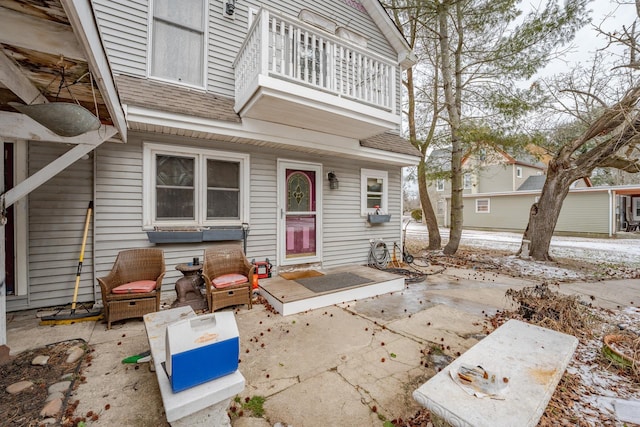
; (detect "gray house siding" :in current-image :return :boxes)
[93,133,403,295]
[92,0,148,77]
[462,191,611,235]
[7,142,95,312]
[476,165,513,193]
[555,192,609,234]
[94,0,400,104]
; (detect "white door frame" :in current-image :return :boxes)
[277,159,323,266]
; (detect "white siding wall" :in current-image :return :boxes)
[93,0,149,77]
[93,133,403,293]
[7,142,95,311]
[94,0,399,103]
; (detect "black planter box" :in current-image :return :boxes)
[146,231,203,243]
[202,227,245,241]
[146,227,248,243]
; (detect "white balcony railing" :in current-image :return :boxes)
[234,8,396,114]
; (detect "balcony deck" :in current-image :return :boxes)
[234,8,400,139]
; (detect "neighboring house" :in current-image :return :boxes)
[460,182,640,237]
[425,148,639,236]
[1,0,419,321]
[427,147,546,225]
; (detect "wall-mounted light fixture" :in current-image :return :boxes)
[225,0,236,15]
[328,171,339,190]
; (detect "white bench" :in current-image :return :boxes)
[144,306,245,426]
[413,319,578,427]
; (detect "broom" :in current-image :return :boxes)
[40,201,103,325]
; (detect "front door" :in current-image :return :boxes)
[278,160,322,266]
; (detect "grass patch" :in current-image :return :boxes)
[243,395,266,417]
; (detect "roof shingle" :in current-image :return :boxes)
[115,75,240,123]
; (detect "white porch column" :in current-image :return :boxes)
[1,140,6,346]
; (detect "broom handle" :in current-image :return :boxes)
[71,201,93,313]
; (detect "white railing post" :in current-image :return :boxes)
[389,66,396,112]
[236,6,397,112]
[260,8,270,77]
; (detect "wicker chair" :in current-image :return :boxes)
[202,245,253,312]
[97,248,166,329]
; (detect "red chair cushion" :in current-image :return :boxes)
[212,274,248,289]
[112,280,157,294]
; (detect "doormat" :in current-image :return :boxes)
[280,270,324,280]
[296,272,372,293]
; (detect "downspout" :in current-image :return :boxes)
[92,150,98,304]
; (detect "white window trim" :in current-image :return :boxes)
[248,7,258,29]
[436,179,445,192]
[475,198,490,213]
[143,142,250,229]
[361,168,388,215]
[147,0,209,90]
[633,197,640,221]
[463,173,472,190]
[516,166,523,178]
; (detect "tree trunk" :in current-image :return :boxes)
[438,0,463,255]
[417,160,441,249]
[444,143,463,255]
[519,164,574,260]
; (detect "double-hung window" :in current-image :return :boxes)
[143,143,249,228]
[150,0,206,87]
[361,169,388,215]
[436,179,445,192]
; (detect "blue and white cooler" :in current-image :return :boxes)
[165,311,240,393]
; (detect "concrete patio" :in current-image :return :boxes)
[6,266,640,426]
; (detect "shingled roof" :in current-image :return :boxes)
[115,75,419,159]
[517,175,546,191]
[115,75,240,123]
[360,132,420,157]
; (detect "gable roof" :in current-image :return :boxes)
[426,148,452,171]
[362,1,415,67]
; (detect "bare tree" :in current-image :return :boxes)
[519,17,640,260]
[387,0,443,249]
[385,0,589,255]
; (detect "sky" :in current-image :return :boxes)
[529,0,637,79]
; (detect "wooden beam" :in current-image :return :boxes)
[0,50,48,104]
[60,0,127,141]
[0,6,85,61]
[2,125,117,208]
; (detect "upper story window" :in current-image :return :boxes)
[150,0,206,87]
[463,173,472,189]
[361,169,388,215]
[516,166,523,178]
[143,143,250,228]
[436,179,445,192]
